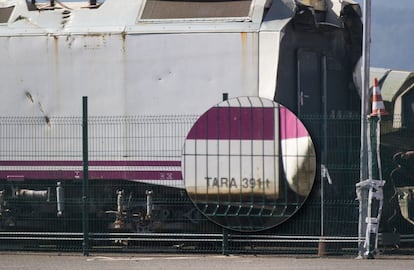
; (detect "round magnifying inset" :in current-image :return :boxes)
[182,97,316,232]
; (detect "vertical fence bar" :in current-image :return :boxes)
[82,96,89,256]
[318,56,328,256]
[221,92,229,255]
[222,228,229,255]
[358,0,371,258]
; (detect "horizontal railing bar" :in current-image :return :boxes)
[0,232,361,243]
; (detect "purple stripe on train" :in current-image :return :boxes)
[1,170,182,181]
[186,106,309,141]
[0,160,181,167]
[279,107,309,140]
[186,107,275,140]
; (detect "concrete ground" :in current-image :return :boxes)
[1,253,414,270]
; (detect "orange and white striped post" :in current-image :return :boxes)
[370,78,388,117]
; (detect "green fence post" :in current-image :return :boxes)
[222,227,228,255]
[370,117,379,180]
[82,96,89,256]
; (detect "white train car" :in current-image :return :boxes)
[0,0,362,232]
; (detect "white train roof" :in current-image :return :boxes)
[0,0,360,34]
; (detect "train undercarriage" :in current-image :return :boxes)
[0,180,210,233]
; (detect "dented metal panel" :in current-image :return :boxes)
[0,31,259,117]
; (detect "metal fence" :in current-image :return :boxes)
[0,113,412,255]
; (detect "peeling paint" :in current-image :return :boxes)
[65,35,75,48]
[25,91,34,103]
[82,34,108,50]
[44,116,51,126]
[121,32,127,53]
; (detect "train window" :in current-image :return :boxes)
[26,0,104,11]
[402,87,414,129]
[140,0,252,20]
[0,6,14,23]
